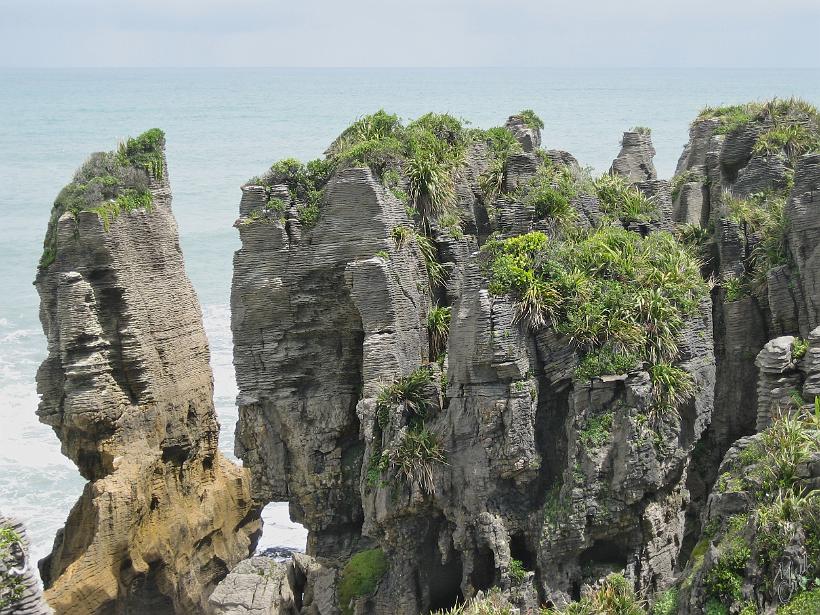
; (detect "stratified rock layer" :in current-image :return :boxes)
[230,115,717,613]
[0,515,53,615]
[35,139,258,614]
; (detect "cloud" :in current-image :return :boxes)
[1,0,818,67]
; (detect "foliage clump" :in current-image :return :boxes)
[483,228,707,395]
[579,411,614,448]
[696,408,820,612]
[338,549,389,615]
[698,98,820,163]
[370,366,446,495]
[520,163,579,224]
[725,190,789,289]
[428,305,452,359]
[515,109,545,130]
[40,128,164,267]
[0,528,25,609]
[543,574,646,615]
[593,173,658,224]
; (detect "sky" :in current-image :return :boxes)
[1,0,819,68]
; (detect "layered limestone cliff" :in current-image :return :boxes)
[227,110,723,614]
[34,131,258,614]
[0,515,52,615]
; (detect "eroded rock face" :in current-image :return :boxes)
[0,515,53,615]
[610,130,657,183]
[35,137,258,614]
[229,114,717,614]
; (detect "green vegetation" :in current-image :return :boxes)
[484,228,707,397]
[431,589,515,615]
[516,109,544,130]
[575,347,640,380]
[630,126,651,135]
[116,128,165,178]
[698,98,820,163]
[370,366,447,495]
[593,173,658,224]
[375,366,433,428]
[338,549,389,615]
[754,123,820,163]
[265,157,333,229]
[428,305,452,359]
[777,588,820,614]
[40,128,164,267]
[699,408,820,611]
[391,224,412,247]
[648,362,696,418]
[0,528,25,609]
[521,163,579,223]
[723,276,748,303]
[724,190,789,291]
[508,558,527,583]
[544,574,645,615]
[671,170,703,201]
[476,126,522,203]
[389,427,446,495]
[414,233,446,288]
[579,411,614,448]
[792,337,808,361]
[651,587,678,615]
[674,223,711,262]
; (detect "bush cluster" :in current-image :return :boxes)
[484,228,706,390]
[40,128,164,267]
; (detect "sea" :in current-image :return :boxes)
[1,67,819,566]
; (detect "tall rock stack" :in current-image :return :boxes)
[228,112,716,613]
[610,129,657,183]
[34,131,258,614]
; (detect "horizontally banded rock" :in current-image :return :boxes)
[229,111,718,614]
[0,515,53,615]
[610,129,657,183]
[34,132,257,614]
[677,328,820,613]
[671,107,820,552]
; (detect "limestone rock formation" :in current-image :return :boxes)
[0,515,53,615]
[34,131,258,614]
[610,129,657,183]
[228,110,718,614]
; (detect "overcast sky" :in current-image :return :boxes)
[2,0,819,67]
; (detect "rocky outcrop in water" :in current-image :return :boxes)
[32,101,820,614]
[226,110,728,614]
[610,128,657,183]
[34,131,258,614]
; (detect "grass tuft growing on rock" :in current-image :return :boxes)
[520,163,579,224]
[338,549,389,615]
[0,528,25,609]
[593,173,658,224]
[375,366,433,428]
[516,109,544,130]
[428,305,452,359]
[389,427,446,495]
[544,574,646,615]
[40,129,164,267]
[484,227,707,370]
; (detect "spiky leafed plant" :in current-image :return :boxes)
[388,427,446,495]
[414,233,446,288]
[427,305,452,359]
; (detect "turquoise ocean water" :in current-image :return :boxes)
[1,68,819,564]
